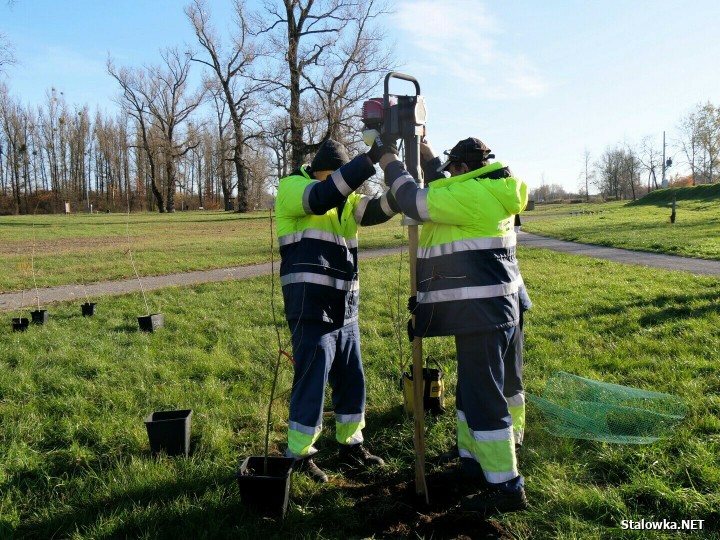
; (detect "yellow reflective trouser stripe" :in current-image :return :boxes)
[288,427,321,457]
[508,403,526,444]
[457,418,517,482]
[336,417,365,445]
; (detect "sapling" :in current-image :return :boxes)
[11,258,30,331]
[80,275,91,304]
[16,258,29,311]
[30,209,41,310]
[265,207,284,475]
[79,274,97,316]
[125,204,151,315]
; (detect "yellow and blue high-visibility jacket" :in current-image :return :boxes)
[384,159,528,336]
[275,155,399,325]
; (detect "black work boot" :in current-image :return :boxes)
[438,444,459,464]
[294,456,329,483]
[338,444,385,469]
[461,486,528,514]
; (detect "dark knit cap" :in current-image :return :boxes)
[311,139,350,172]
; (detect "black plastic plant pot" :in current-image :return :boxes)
[30,309,48,325]
[137,313,164,332]
[144,409,192,457]
[236,456,294,518]
[12,317,30,332]
[81,302,97,317]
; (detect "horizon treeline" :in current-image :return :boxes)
[0,0,394,215]
[530,101,720,204]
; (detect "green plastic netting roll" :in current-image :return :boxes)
[526,371,687,444]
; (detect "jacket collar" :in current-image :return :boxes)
[300,165,313,180]
[429,161,505,189]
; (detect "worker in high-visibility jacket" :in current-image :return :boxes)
[376,135,529,514]
[275,138,398,483]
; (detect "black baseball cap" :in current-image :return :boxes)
[438,137,495,171]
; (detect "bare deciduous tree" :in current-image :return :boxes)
[593,145,641,200]
[594,146,623,199]
[0,84,26,212]
[146,48,205,213]
[263,115,291,186]
[678,103,720,185]
[108,50,204,212]
[187,0,267,213]
[696,102,720,184]
[252,0,395,167]
[579,148,592,201]
[638,135,661,191]
[206,85,236,210]
[622,144,640,200]
[108,59,165,211]
[0,32,16,75]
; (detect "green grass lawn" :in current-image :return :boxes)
[524,185,720,260]
[0,211,404,293]
[2,247,719,539]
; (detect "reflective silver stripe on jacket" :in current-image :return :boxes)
[281,272,360,291]
[380,193,394,216]
[416,190,431,221]
[289,420,322,435]
[278,228,358,249]
[354,196,370,223]
[418,235,516,259]
[302,181,318,214]
[332,169,353,197]
[390,174,416,198]
[417,277,523,303]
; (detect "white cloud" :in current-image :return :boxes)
[392,0,546,99]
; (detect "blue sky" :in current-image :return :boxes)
[3,0,720,193]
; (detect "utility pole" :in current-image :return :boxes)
[661,131,673,188]
[661,131,668,188]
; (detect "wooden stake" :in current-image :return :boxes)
[380,71,428,502]
[408,224,428,503]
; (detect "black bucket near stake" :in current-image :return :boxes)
[236,456,294,518]
[403,358,446,416]
[30,309,48,325]
[138,313,164,332]
[144,409,192,456]
[81,302,97,317]
[12,317,30,332]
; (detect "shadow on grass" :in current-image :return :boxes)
[635,290,720,326]
[12,469,243,539]
[548,289,719,334]
[10,460,512,540]
[112,322,142,333]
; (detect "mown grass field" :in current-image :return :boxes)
[2,243,719,538]
[524,184,720,260]
[0,211,403,293]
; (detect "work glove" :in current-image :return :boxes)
[364,129,398,164]
[407,295,417,313]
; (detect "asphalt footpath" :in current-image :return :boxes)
[2,236,719,312]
